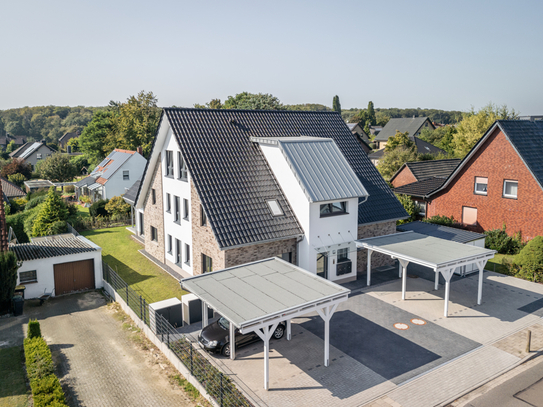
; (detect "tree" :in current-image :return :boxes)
[377,147,418,180]
[31,187,69,237]
[70,155,88,174]
[367,101,376,126]
[375,111,390,127]
[453,103,518,157]
[79,110,115,162]
[66,137,80,152]
[514,236,543,282]
[106,91,162,157]
[385,131,414,152]
[395,194,418,225]
[332,96,341,113]
[37,153,77,182]
[0,251,20,303]
[7,173,26,188]
[5,141,16,153]
[223,92,285,110]
[418,126,457,155]
[1,158,32,179]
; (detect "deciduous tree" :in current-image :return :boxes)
[223,92,284,110]
[1,158,32,179]
[37,153,78,182]
[385,131,414,152]
[79,110,115,163]
[377,147,418,180]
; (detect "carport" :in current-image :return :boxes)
[356,231,496,317]
[181,257,350,390]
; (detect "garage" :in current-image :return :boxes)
[11,233,103,299]
[54,259,95,295]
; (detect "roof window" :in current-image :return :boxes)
[267,200,283,216]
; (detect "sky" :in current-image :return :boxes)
[1,0,543,114]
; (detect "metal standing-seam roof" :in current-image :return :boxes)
[91,149,136,181]
[181,258,350,329]
[397,221,486,244]
[74,176,97,188]
[10,236,97,261]
[251,137,369,203]
[161,108,406,249]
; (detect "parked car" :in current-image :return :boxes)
[199,317,285,357]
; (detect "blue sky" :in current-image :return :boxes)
[1,0,542,114]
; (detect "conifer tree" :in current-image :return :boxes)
[332,95,341,113]
[32,187,69,237]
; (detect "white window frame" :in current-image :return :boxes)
[184,243,191,266]
[150,226,158,242]
[165,193,171,213]
[503,180,518,199]
[167,234,172,254]
[474,177,488,195]
[165,150,174,177]
[183,198,189,221]
[267,200,283,216]
[178,151,188,181]
[174,196,180,223]
[175,238,181,264]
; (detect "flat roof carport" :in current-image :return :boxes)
[181,257,350,390]
[356,232,496,317]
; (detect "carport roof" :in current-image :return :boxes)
[356,231,495,270]
[181,258,350,329]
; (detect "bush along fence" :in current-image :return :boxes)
[73,215,132,231]
[102,263,255,407]
[24,319,68,407]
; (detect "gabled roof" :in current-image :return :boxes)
[393,177,446,198]
[390,159,461,184]
[10,235,98,261]
[375,117,434,142]
[10,141,54,158]
[430,120,543,196]
[251,137,369,203]
[91,149,140,183]
[413,137,445,155]
[144,109,406,250]
[59,132,78,143]
[397,221,485,244]
[123,180,141,205]
[1,177,25,198]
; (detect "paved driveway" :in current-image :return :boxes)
[0,291,192,407]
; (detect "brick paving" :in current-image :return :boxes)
[493,322,543,359]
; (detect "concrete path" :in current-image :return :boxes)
[0,291,193,407]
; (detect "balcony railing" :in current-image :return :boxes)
[337,260,352,276]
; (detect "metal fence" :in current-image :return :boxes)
[102,262,253,407]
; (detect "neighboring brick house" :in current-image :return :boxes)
[10,141,56,169]
[134,108,407,283]
[421,120,543,240]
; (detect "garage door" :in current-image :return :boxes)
[54,259,95,295]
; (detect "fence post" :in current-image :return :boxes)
[143,298,147,325]
[190,344,193,375]
[125,283,129,304]
[139,295,143,320]
[220,372,223,407]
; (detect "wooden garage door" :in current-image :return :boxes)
[54,259,95,295]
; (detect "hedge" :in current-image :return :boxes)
[24,322,67,407]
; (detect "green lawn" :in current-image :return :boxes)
[485,253,515,274]
[82,226,187,302]
[77,205,90,218]
[0,347,28,407]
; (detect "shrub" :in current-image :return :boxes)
[28,319,42,339]
[90,199,109,218]
[64,185,75,193]
[0,251,20,303]
[1,158,32,179]
[424,215,456,227]
[6,212,29,243]
[25,195,47,211]
[26,189,50,201]
[514,236,543,282]
[8,173,26,188]
[24,206,42,238]
[47,221,67,235]
[395,194,418,225]
[80,195,91,204]
[32,187,69,237]
[485,224,524,254]
[105,196,130,218]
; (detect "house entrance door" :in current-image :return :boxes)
[316,253,328,279]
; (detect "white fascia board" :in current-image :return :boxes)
[135,116,170,209]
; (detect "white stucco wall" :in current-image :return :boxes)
[103,153,147,200]
[259,143,359,282]
[16,237,103,299]
[161,127,193,275]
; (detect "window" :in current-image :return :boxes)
[150,226,157,242]
[281,252,293,263]
[123,170,129,181]
[337,248,349,263]
[165,150,174,177]
[174,196,180,223]
[200,205,207,226]
[202,254,213,273]
[474,177,488,195]
[19,270,37,284]
[167,234,172,254]
[184,244,191,265]
[183,199,189,220]
[151,189,156,204]
[462,206,478,225]
[267,200,283,216]
[175,239,181,264]
[36,153,42,159]
[178,152,188,180]
[320,201,347,217]
[415,201,426,217]
[139,212,144,235]
[166,193,171,213]
[503,180,518,199]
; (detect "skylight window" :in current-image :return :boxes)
[267,200,283,216]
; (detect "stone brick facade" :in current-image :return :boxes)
[190,182,226,275]
[391,166,417,188]
[427,128,543,240]
[225,238,297,269]
[143,157,165,262]
[356,220,396,272]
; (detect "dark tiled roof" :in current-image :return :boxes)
[10,236,97,261]
[393,159,461,183]
[397,221,485,243]
[375,117,433,141]
[393,177,446,198]
[368,148,385,159]
[1,177,25,198]
[164,109,406,249]
[497,120,543,190]
[123,180,141,204]
[413,137,445,155]
[59,132,78,144]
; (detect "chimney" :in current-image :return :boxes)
[41,139,46,145]
[137,146,143,155]
[67,145,72,154]
[0,180,8,252]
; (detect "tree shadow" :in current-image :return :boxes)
[50,343,82,407]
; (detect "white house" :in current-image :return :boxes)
[75,149,147,202]
[11,234,103,299]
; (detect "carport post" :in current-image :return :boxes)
[477,260,487,305]
[441,267,455,317]
[229,321,236,360]
[254,322,279,390]
[434,269,439,290]
[286,320,291,340]
[366,250,373,286]
[399,259,409,300]
[202,301,208,328]
[317,303,339,367]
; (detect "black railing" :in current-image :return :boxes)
[102,262,253,407]
[336,260,352,276]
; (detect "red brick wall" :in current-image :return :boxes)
[427,128,543,240]
[391,166,417,188]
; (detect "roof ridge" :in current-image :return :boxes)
[162,107,338,114]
